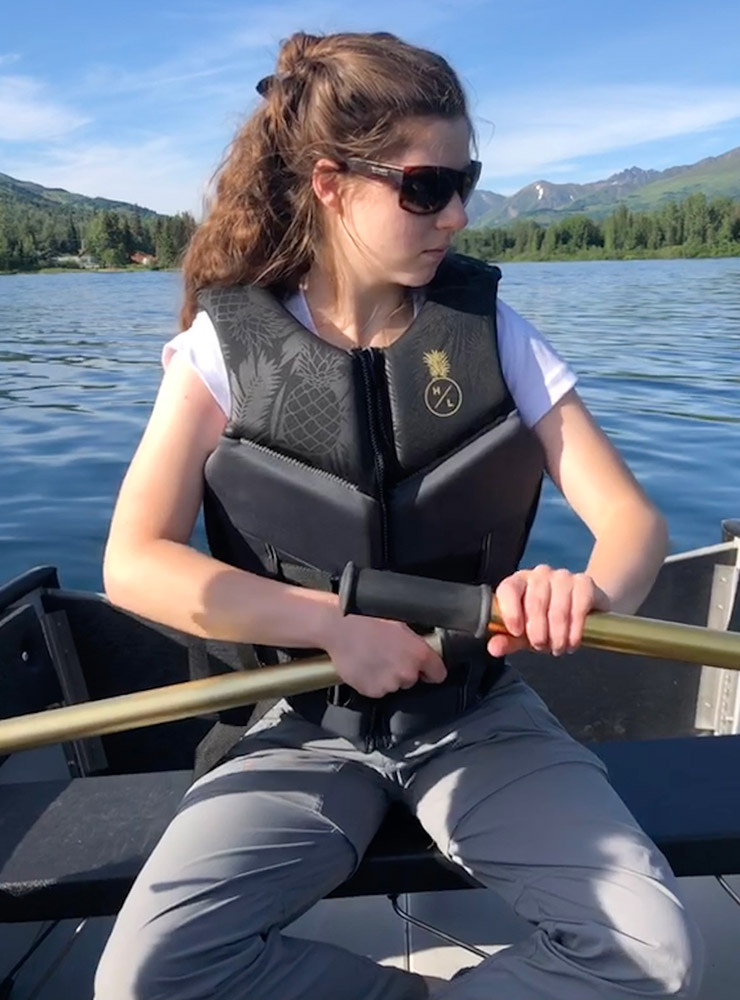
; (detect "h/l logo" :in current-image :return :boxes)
[423,350,462,417]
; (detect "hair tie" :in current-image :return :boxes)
[256,75,275,97]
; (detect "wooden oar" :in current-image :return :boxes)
[0,574,738,755]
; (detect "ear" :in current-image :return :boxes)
[311,158,344,211]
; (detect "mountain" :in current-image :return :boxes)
[468,146,740,228]
[465,188,507,225]
[0,172,160,217]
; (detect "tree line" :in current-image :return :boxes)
[5,190,739,273]
[455,194,740,262]
[0,200,197,272]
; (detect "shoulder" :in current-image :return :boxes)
[496,298,577,428]
[162,311,230,416]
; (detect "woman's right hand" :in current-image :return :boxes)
[321,614,447,699]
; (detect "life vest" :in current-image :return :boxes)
[199,254,544,750]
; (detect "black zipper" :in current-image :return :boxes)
[355,347,390,567]
[355,346,393,753]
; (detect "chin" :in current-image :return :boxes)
[396,256,445,287]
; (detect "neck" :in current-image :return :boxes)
[301,263,411,350]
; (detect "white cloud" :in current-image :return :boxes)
[0,75,89,141]
[0,53,21,68]
[4,138,209,215]
[476,84,740,182]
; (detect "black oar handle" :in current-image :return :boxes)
[339,563,493,638]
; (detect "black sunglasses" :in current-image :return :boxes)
[341,157,482,215]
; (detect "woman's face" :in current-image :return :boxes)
[325,115,474,288]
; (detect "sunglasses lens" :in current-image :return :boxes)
[400,168,452,214]
[400,163,481,214]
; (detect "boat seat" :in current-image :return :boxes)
[2,733,740,922]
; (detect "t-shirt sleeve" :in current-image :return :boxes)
[496,299,577,428]
[161,310,231,417]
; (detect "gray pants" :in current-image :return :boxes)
[95,666,703,999]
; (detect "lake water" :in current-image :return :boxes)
[1,258,739,592]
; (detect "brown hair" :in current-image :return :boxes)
[179,31,472,328]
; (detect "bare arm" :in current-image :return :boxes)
[489,388,668,658]
[535,388,668,615]
[104,353,445,693]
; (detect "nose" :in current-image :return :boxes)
[437,192,468,232]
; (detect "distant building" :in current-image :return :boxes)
[72,249,99,269]
[130,251,157,266]
[51,254,82,267]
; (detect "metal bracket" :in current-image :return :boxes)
[717,875,740,910]
[389,893,489,959]
[695,535,740,734]
[42,610,108,775]
[25,919,88,1000]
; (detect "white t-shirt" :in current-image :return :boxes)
[162,289,576,429]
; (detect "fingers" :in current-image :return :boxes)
[523,565,553,650]
[328,617,448,697]
[361,645,446,696]
[486,632,528,658]
[494,572,528,638]
[418,648,447,684]
[546,568,575,655]
[495,567,604,657]
[567,572,595,651]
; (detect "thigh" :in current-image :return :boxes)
[406,666,684,898]
[406,669,700,984]
[102,737,390,963]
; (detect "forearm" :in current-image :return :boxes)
[103,538,342,647]
[584,500,668,614]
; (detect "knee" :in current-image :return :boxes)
[94,923,264,1000]
[623,901,703,998]
[561,875,704,998]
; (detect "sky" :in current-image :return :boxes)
[2,0,739,215]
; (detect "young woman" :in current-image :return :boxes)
[95,30,703,1000]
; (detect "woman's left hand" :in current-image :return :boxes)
[486,565,611,659]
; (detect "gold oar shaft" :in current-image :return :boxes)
[488,604,740,669]
[0,612,738,756]
[0,656,341,755]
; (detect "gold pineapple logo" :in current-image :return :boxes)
[423,349,462,417]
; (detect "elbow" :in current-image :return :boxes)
[102,538,143,612]
[102,549,127,609]
[646,500,669,563]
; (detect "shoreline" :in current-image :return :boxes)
[3,249,740,277]
[0,266,180,275]
[484,247,740,264]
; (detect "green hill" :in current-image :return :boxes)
[621,149,740,209]
[0,171,160,217]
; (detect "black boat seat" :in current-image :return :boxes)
[2,733,740,922]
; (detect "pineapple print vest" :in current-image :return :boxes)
[200,254,544,590]
[198,254,545,750]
